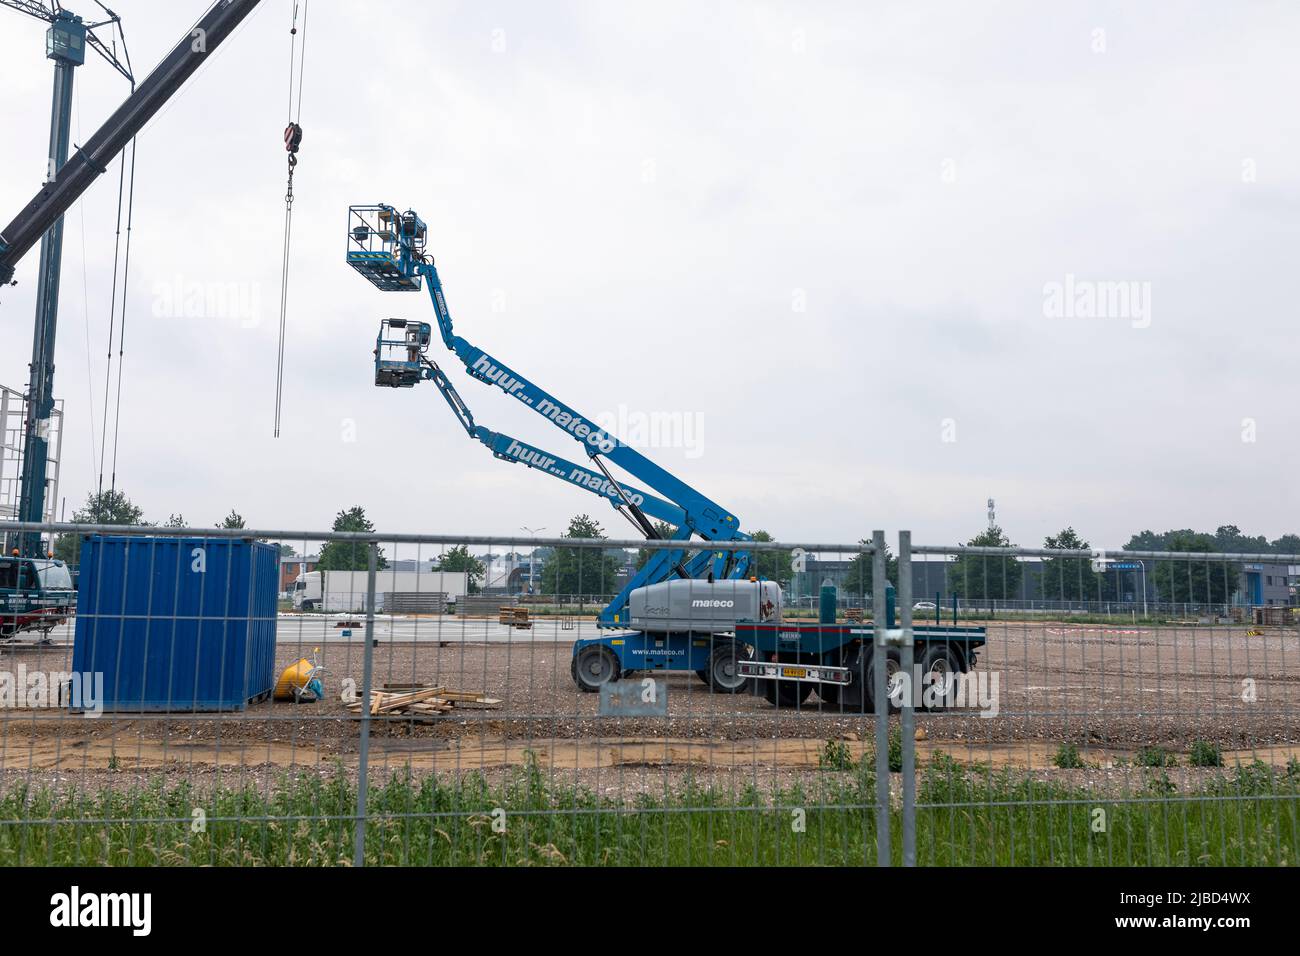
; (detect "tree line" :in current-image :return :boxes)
[43,488,1293,607]
[941,524,1295,605]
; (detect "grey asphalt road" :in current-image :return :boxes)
[11,614,592,647]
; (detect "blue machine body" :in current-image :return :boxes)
[71,536,278,712]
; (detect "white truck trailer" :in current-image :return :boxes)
[292,569,468,612]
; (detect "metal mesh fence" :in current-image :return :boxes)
[0,520,1296,866]
[902,540,1300,865]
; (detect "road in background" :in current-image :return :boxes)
[9,614,593,647]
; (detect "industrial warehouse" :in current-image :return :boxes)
[0,0,1296,925]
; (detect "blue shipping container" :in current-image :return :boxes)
[72,536,278,712]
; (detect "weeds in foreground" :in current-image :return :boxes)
[1,754,1296,866]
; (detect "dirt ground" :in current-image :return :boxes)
[1,620,1298,793]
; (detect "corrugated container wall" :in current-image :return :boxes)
[71,536,278,711]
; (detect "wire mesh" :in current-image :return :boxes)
[0,521,1295,866]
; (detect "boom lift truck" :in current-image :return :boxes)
[347,203,987,708]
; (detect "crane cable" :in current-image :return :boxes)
[274,0,308,438]
[106,139,136,495]
[97,132,136,498]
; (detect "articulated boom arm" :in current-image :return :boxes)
[374,318,688,528]
[351,204,750,625]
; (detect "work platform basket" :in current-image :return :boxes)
[346,204,426,291]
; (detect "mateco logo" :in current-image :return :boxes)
[470,352,617,453]
[471,354,527,396]
[691,599,734,608]
[501,440,644,506]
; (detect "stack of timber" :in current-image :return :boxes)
[383,591,449,614]
[343,682,502,722]
[499,606,533,629]
[458,595,513,617]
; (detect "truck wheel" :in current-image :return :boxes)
[695,670,711,686]
[571,645,620,692]
[919,644,961,711]
[834,646,902,714]
[707,642,751,694]
[865,649,904,715]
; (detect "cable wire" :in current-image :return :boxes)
[274,0,308,438]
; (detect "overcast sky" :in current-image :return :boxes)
[2,0,1297,550]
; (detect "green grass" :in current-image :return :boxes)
[1189,740,1224,768]
[1054,743,1086,769]
[818,739,855,771]
[1,755,1297,866]
[1137,746,1176,768]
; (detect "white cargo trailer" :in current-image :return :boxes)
[292,570,468,612]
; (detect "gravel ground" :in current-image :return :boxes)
[1,621,1297,793]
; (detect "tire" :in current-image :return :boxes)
[833,645,902,714]
[571,644,621,692]
[865,648,904,715]
[695,670,711,686]
[918,643,962,711]
[706,641,751,694]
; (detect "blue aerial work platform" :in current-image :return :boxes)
[346,205,426,292]
[345,201,988,708]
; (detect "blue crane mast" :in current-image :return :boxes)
[346,204,751,629]
[0,0,263,559]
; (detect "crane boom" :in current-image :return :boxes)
[1,0,261,560]
[0,0,262,285]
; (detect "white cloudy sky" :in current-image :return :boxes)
[1,0,1297,549]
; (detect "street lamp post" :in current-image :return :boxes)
[521,526,545,594]
[1137,560,1148,618]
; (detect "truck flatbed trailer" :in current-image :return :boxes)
[572,615,987,711]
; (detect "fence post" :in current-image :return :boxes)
[353,540,379,868]
[897,530,916,866]
[872,529,890,866]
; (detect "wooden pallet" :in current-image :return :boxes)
[344,684,501,722]
[498,607,533,629]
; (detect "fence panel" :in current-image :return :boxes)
[899,538,1300,865]
[2,520,1295,866]
[1,521,899,866]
